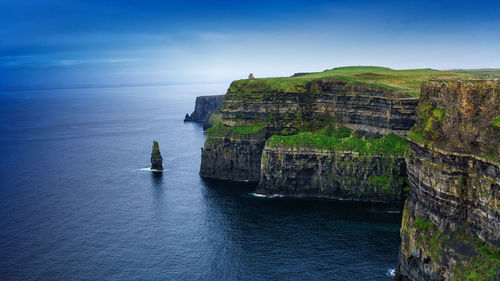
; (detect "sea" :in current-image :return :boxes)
[0,84,403,280]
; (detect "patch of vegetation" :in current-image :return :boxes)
[152,140,160,154]
[368,175,392,191]
[267,127,408,156]
[413,217,433,230]
[207,113,222,127]
[432,108,446,121]
[406,216,450,261]
[408,101,446,145]
[402,184,411,195]
[492,118,500,128]
[314,126,352,138]
[206,122,266,137]
[454,234,500,281]
[206,122,231,137]
[405,216,500,280]
[485,154,500,163]
[397,177,411,196]
[231,123,266,135]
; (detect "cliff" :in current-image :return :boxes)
[200,78,419,183]
[200,67,485,194]
[222,79,418,136]
[184,94,225,130]
[200,129,266,182]
[395,81,500,281]
[257,130,410,201]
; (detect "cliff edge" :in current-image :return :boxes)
[184,95,225,130]
[395,80,500,281]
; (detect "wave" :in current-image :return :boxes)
[249,193,284,198]
[139,167,165,172]
[386,268,396,277]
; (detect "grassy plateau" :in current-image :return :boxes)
[231,66,497,97]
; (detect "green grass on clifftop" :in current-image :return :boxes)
[302,66,480,91]
[267,127,408,156]
[207,122,265,137]
[492,118,500,128]
[233,66,481,97]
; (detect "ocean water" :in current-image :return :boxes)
[0,84,403,280]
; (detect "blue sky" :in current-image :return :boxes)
[1,0,500,89]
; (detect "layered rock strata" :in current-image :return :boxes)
[395,81,500,281]
[222,79,418,136]
[200,130,266,182]
[200,79,418,182]
[257,145,409,201]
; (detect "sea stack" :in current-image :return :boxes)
[151,140,163,171]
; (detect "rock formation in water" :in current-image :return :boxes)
[184,94,225,130]
[200,79,417,188]
[151,140,163,171]
[395,81,500,281]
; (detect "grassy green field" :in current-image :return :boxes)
[234,66,499,97]
[450,68,500,78]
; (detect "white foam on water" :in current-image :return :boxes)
[138,167,165,172]
[387,210,401,214]
[249,193,267,198]
[249,193,284,198]
[386,268,396,277]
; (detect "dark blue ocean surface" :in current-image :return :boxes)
[0,85,403,280]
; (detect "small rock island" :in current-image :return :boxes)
[151,140,163,171]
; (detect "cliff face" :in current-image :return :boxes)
[200,130,266,182]
[396,81,500,281]
[222,79,418,136]
[184,95,225,129]
[258,145,409,201]
[200,79,418,182]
